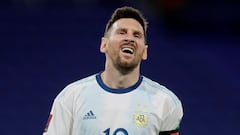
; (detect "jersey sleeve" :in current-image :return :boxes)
[159,101,183,135]
[43,98,73,135]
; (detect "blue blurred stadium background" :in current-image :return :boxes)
[0,0,239,135]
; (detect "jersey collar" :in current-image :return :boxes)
[96,72,143,94]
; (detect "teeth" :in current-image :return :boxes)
[122,48,134,54]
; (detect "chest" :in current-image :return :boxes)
[72,90,161,134]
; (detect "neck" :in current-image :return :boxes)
[101,65,140,89]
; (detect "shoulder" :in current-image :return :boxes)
[141,76,183,121]
[141,76,182,106]
[55,74,97,101]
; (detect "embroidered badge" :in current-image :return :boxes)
[133,113,148,127]
[133,104,149,127]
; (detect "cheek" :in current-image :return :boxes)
[109,37,121,45]
[106,42,119,55]
[108,39,120,50]
[137,46,147,59]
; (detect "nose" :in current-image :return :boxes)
[124,39,135,44]
[123,32,135,44]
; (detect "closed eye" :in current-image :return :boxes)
[117,29,127,35]
[119,31,126,34]
[134,33,143,38]
[134,34,140,38]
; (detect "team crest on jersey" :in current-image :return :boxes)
[133,113,148,127]
[133,104,148,127]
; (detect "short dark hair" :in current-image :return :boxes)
[104,6,148,43]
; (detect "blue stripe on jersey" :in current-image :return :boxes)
[96,72,143,94]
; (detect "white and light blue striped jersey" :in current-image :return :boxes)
[43,73,183,135]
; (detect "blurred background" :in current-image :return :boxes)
[0,0,239,135]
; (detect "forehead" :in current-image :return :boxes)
[111,18,144,33]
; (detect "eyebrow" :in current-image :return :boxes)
[116,27,143,35]
[116,28,127,32]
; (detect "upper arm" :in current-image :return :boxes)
[43,99,73,135]
[159,102,183,135]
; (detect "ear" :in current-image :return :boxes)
[100,37,107,53]
[142,45,148,60]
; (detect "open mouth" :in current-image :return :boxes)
[121,47,134,54]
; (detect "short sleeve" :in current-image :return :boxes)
[160,102,183,132]
[43,98,73,135]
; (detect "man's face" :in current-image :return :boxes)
[101,18,148,74]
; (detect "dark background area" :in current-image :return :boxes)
[0,0,239,135]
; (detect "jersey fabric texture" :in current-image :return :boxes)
[43,73,183,135]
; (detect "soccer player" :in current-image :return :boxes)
[43,6,183,135]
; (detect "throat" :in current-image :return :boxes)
[101,70,139,89]
[116,64,135,75]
